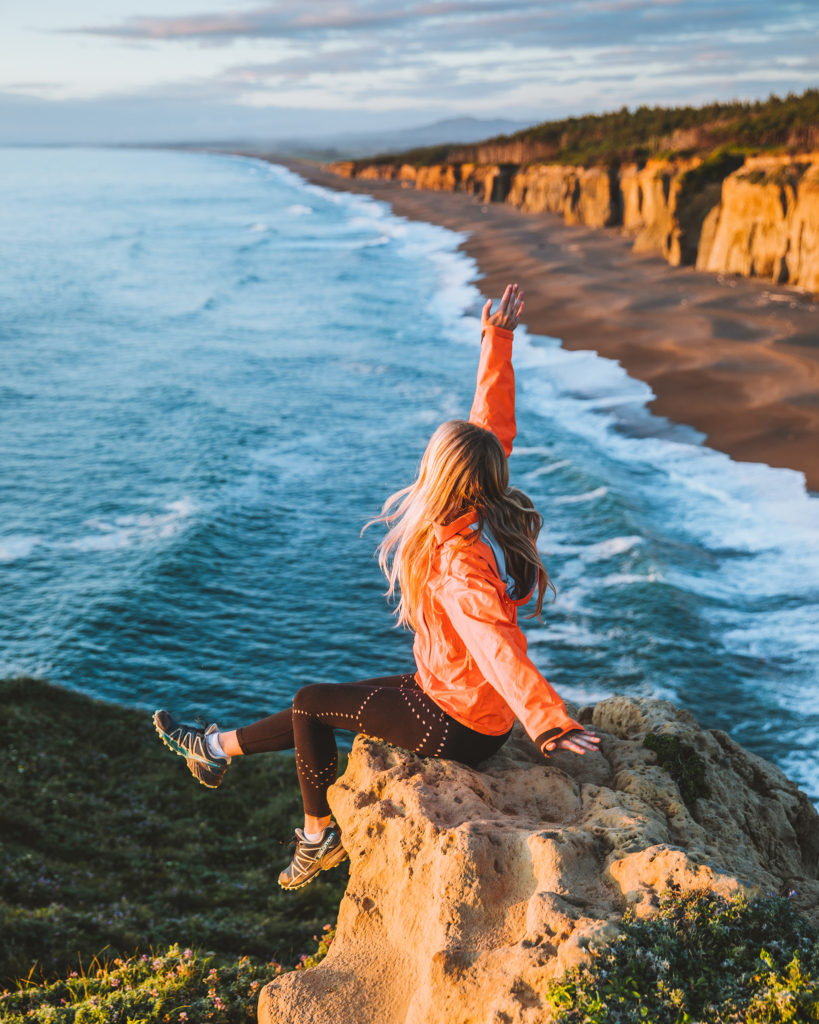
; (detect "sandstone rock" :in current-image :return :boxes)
[325,153,818,292]
[698,153,819,291]
[505,164,619,228]
[259,697,818,1024]
[619,157,730,266]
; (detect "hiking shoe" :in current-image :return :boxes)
[278,823,348,891]
[153,710,230,788]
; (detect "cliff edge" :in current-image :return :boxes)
[259,696,819,1024]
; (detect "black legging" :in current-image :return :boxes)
[236,673,511,816]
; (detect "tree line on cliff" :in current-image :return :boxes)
[356,89,819,170]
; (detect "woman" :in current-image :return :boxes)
[153,283,600,890]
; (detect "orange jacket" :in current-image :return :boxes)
[413,324,582,750]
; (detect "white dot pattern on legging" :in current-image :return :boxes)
[294,750,337,786]
[292,674,462,809]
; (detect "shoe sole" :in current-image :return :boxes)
[152,711,223,770]
[187,758,225,790]
[278,845,349,891]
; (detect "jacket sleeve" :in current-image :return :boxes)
[437,571,583,751]
[469,324,516,457]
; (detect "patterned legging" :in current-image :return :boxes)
[236,673,511,816]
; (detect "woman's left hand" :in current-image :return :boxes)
[544,729,601,755]
[482,283,524,332]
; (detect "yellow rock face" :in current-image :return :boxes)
[258,696,818,1024]
[698,154,819,291]
[326,153,819,292]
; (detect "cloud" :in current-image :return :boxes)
[10,0,815,144]
[70,1,527,44]
[69,0,818,51]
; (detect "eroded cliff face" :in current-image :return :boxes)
[329,154,819,292]
[697,155,819,293]
[259,697,819,1024]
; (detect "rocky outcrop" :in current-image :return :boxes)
[328,153,819,292]
[697,154,819,292]
[259,697,819,1024]
[506,164,621,228]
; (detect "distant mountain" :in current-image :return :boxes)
[332,116,530,156]
[205,117,529,161]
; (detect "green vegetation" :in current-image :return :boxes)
[643,730,711,808]
[2,944,279,1023]
[360,89,819,168]
[547,888,819,1023]
[0,677,347,989]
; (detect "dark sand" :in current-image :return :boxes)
[279,159,819,491]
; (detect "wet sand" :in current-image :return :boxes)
[278,159,819,491]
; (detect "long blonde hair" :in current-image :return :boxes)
[366,420,554,630]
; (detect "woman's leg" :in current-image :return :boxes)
[218,672,417,759]
[278,678,509,892]
[152,673,414,795]
[289,677,511,822]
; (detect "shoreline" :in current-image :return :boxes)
[272,157,819,492]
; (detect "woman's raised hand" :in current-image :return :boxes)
[543,729,601,756]
[482,283,524,332]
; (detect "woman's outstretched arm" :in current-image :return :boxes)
[436,568,600,758]
[469,284,524,457]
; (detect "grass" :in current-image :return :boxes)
[0,677,348,989]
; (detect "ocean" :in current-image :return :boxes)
[1,147,817,800]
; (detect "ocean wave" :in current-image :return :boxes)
[599,571,661,587]
[526,459,572,478]
[581,536,644,561]
[1,499,199,561]
[553,486,609,505]
[0,534,43,562]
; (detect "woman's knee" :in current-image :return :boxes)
[292,683,334,716]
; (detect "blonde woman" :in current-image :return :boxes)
[153,283,600,890]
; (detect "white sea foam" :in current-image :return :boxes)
[554,486,608,505]
[526,459,572,477]
[600,571,661,587]
[510,446,556,458]
[286,204,313,216]
[0,534,42,562]
[69,497,197,553]
[581,536,644,562]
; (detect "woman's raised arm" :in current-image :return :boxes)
[469,284,524,458]
[482,283,524,334]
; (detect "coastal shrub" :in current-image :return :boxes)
[0,677,349,985]
[0,937,332,1024]
[679,149,746,192]
[546,889,819,1023]
[643,730,711,807]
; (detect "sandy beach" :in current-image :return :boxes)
[278,159,819,492]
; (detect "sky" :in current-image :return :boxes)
[1,0,817,144]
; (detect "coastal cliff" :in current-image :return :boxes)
[328,153,819,292]
[259,696,819,1024]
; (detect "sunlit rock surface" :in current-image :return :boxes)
[259,696,819,1024]
[329,154,819,292]
[697,154,819,292]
